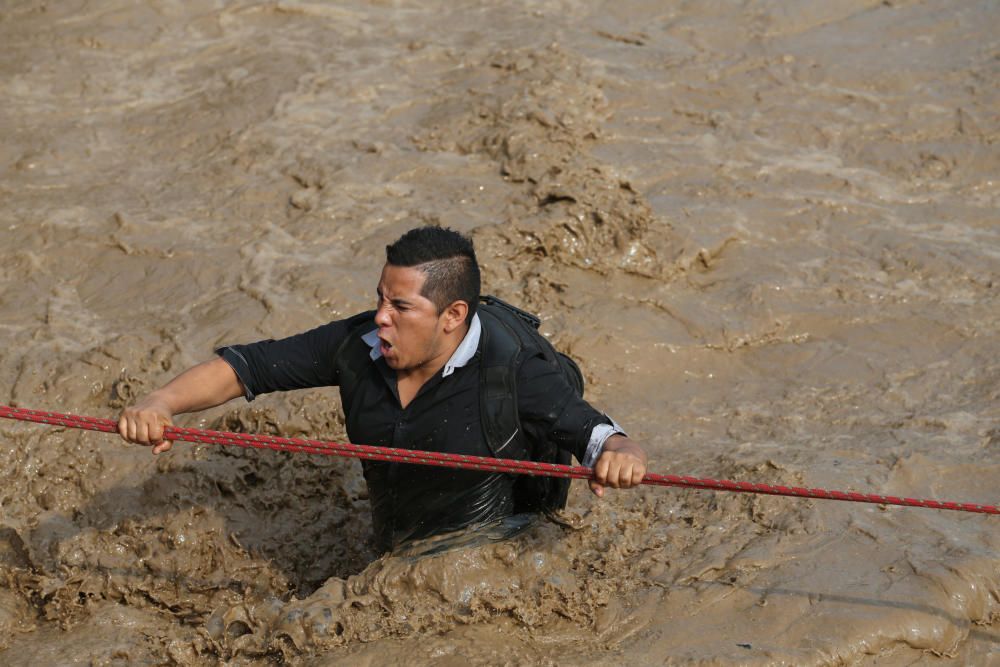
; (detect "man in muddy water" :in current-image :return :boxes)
[118,226,647,553]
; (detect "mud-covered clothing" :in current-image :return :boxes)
[217,312,617,552]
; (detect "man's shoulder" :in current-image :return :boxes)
[341,309,377,331]
[328,310,377,355]
[299,310,376,337]
[284,311,376,366]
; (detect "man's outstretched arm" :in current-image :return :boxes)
[118,357,244,454]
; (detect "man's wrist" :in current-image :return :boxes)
[582,418,627,468]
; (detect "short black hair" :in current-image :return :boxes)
[385,226,480,322]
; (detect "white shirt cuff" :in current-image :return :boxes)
[582,417,626,468]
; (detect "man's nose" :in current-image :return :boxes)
[374,304,391,327]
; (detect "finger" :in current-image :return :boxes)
[593,456,611,486]
[621,461,642,489]
[613,463,629,489]
[152,441,173,455]
[149,420,164,445]
[631,463,646,487]
[118,415,129,440]
[606,460,624,488]
[127,419,138,443]
[137,421,151,445]
[589,479,604,497]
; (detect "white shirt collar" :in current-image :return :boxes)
[361,312,481,378]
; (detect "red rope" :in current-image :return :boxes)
[1,404,996,515]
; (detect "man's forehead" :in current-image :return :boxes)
[378,263,428,298]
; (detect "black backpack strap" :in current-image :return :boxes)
[477,306,527,459]
[480,294,540,328]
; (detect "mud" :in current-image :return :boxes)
[1,1,998,665]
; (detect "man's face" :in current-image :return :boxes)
[374,264,447,372]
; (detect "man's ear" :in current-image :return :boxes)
[441,300,469,333]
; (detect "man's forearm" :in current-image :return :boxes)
[148,357,245,415]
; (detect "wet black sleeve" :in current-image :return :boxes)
[215,312,373,401]
[515,353,611,463]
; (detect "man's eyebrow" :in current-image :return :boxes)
[376,288,414,307]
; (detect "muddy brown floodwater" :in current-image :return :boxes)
[1,1,998,665]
